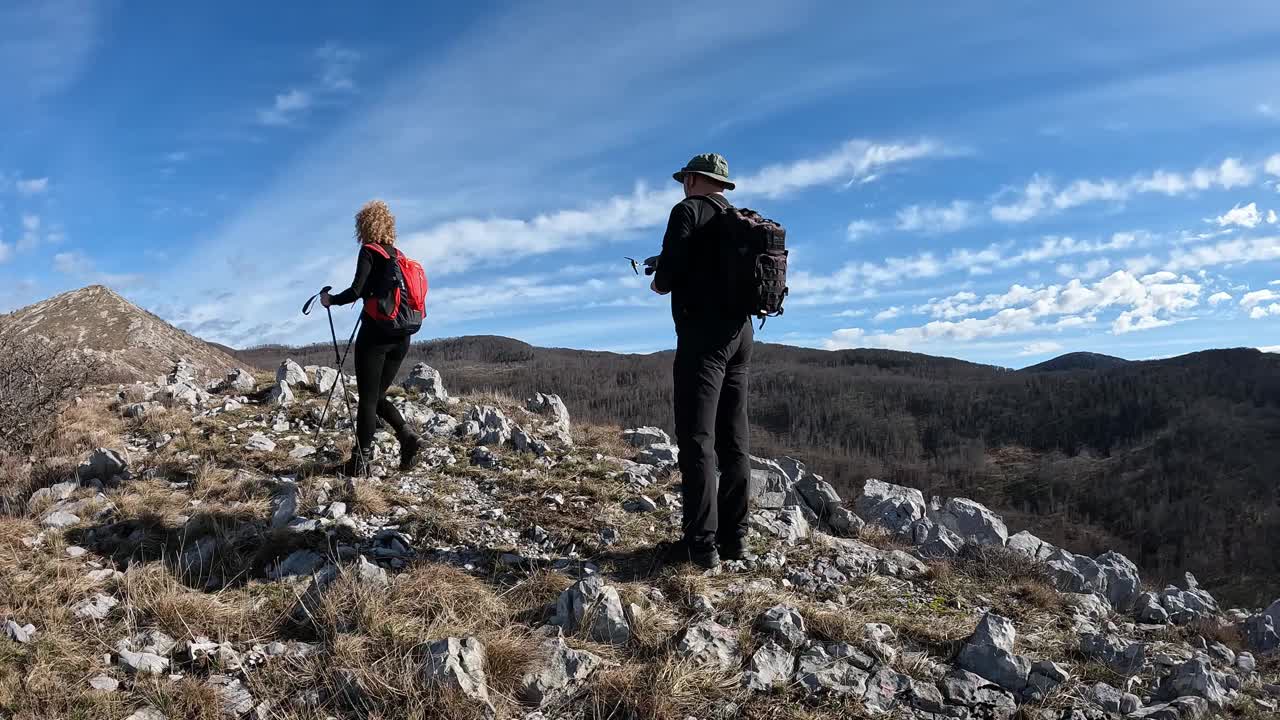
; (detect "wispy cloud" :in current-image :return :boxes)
[19,214,40,251]
[827,269,1202,351]
[873,306,902,322]
[0,1,100,99]
[895,200,973,233]
[1207,291,1232,305]
[315,43,360,91]
[991,157,1260,223]
[257,89,312,126]
[744,139,946,198]
[16,177,49,195]
[846,219,876,242]
[1214,202,1262,229]
[1019,341,1063,356]
[53,250,141,287]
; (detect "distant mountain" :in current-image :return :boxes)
[1022,351,1130,373]
[236,335,1280,605]
[0,285,241,383]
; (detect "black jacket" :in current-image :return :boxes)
[654,194,744,334]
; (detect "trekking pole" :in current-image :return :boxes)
[303,288,361,444]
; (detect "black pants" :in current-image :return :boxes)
[353,326,412,451]
[673,317,753,549]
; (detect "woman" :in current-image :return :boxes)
[321,200,421,475]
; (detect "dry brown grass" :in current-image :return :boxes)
[349,479,391,516]
[585,658,744,720]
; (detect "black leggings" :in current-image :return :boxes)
[353,327,411,451]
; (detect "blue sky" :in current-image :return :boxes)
[2,1,1279,367]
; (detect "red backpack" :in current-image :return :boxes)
[362,243,428,336]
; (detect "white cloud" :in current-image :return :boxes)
[1241,289,1278,308]
[1164,235,1280,273]
[1262,104,1278,119]
[991,175,1052,223]
[19,214,40,251]
[895,200,973,233]
[258,89,312,126]
[1261,345,1280,353]
[745,139,945,198]
[315,43,360,91]
[831,309,866,318]
[873,306,902,322]
[1267,154,1280,176]
[992,157,1261,223]
[1019,341,1063,356]
[16,177,49,195]
[1250,303,1280,319]
[846,219,876,242]
[0,239,10,264]
[1215,202,1262,228]
[836,270,1202,350]
[52,250,91,275]
[1207,291,1232,305]
[1269,210,1278,224]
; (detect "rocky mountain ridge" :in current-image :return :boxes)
[3,357,1278,719]
[0,285,240,383]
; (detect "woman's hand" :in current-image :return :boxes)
[320,290,332,308]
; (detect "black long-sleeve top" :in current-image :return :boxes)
[654,194,735,331]
[330,245,397,343]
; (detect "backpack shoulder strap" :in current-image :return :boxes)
[699,193,731,213]
[363,243,391,259]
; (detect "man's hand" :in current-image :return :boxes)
[320,290,332,308]
[650,277,669,296]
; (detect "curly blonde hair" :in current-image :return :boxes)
[355,200,396,246]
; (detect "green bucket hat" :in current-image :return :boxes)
[673,152,735,190]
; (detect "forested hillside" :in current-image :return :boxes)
[238,337,1280,606]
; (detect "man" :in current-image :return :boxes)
[650,153,753,570]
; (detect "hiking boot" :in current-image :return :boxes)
[718,540,756,563]
[341,447,373,477]
[656,540,720,570]
[398,433,421,472]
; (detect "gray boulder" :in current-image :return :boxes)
[742,640,795,693]
[957,613,1030,692]
[469,405,513,446]
[748,467,791,510]
[77,448,127,485]
[313,366,339,394]
[527,393,570,429]
[853,478,926,535]
[676,619,741,671]
[1137,591,1171,624]
[1094,551,1141,611]
[636,443,679,467]
[208,675,255,717]
[1245,612,1279,652]
[936,497,1008,546]
[1080,632,1146,674]
[43,510,81,529]
[1089,681,1141,714]
[1006,530,1057,561]
[794,645,870,696]
[221,368,257,393]
[244,433,277,452]
[757,605,807,650]
[621,426,670,448]
[1046,550,1107,595]
[554,576,631,646]
[266,380,294,407]
[520,636,602,708]
[27,480,78,511]
[423,637,489,702]
[403,363,448,400]
[939,668,1018,716]
[1162,654,1228,709]
[917,520,964,559]
[863,666,912,715]
[276,359,308,386]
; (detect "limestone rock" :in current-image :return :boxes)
[244,433,277,452]
[1095,551,1142,611]
[636,443,679,467]
[266,380,294,407]
[313,366,339,395]
[1079,632,1146,674]
[957,612,1030,692]
[936,497,1009,546]
[77,447,127,485]
[1089,681,1141,715]
[1006,530,1057,561]
[756,605,807,650]
[403,363,448,401]
[863,666,912,715]
[554,575,631,646]
[794,645,870,696]
[1137,591,1171,624]
[3,620,35,644]
[1127,697,1209,719]
[622,426,670,448]
[853,478,926,535]
[676,619,741,671]
[527,393,570,429]
[208,674,255,717]
[1163,654,1228,709]
[742,640,794,693]
[73,593,119,620]
[469,405,513,446]
[520,636,602,708]
[276,359,308,386]
[43,510,81,529]
[423,637,489,702]
[939,668,1018,715]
